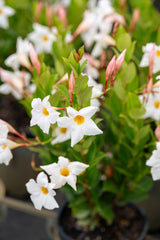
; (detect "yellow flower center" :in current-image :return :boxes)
[73,115,85,125]
[154,101,160,109]
[2,144,7,150]
[156,50,160,57]
[60,167,70,177]
[60,128,67,134]
[41,186,49,195]
[42,107,49,116]
[0,9,2,14]
[42,35,48,42]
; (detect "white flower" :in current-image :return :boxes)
[57,106,103,147]
[96,0,114,17]
[65,31,72,44]
[0,124,12,165]
[80,54,99,79]
[41,156,89,190]
[140,43,160,74]
[60,0,71,7]
[81,1,114,57]
[139,92,160,122]
[5,37,30,70]
[28,23,57,54]
[51,127,70,145]
[30,95,60,134]
[0,69,31,99]
[146,142,160,180]
[26,172,59,210]
[87,75,103,107]
[0,0,15,29]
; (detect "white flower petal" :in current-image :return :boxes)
[69,162,89,175]
[43,194,59,210]
[71,127,84,147]
[79,106,99,118]
[58,156,69,168]
[82,119,103,136]
[66,174,77,190]
[26,179,40,195]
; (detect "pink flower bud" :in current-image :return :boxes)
[120,0,127,11]
[29,43,41,77]
[56,4,68,26]
[104,56,116,91]
[69,71,75,107]
[0,119,17,134]
[69,70,75,93]
[72,11,95,41]
[147,78,153,95]
[85,53,100,68]
[148,43,155,80]
[106,56,116,79]
[46,5,53,27]
[130,8,140,33]
[8,140,26,150]
[0,68,10,83]
[115,49,127,74]
[155,125,160,141]
[112,22,119,37]
[104,13,125,26]
[35,0,43,22]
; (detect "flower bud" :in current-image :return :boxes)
[130,8,140,33]
[29,43,41,77]
[46,5,53,28]
[35,0,43,22]
[148,43,155,79]
[56,4,68,26]
[69,70,75,93]
[105,165,114,178]
[115,49,127,74]
[155,125,160,141]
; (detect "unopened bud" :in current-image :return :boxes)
[69,70,75,107]
[115,49,127,75]
[147,78,153,95]
[46,5,53,27]
[105,165,114,178]
[0,119,17,134]
[0,68,10,83]
[130,8,140,33]
[155,125,160,141]
[69,70,75,93]
[35,0,43,22]
[29,43,41,77]
[56,4,68,26]
[148,43,155,80]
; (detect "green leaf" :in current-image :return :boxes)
[113,79,127,101]
[96,201,114,224]
[127,92,141,110]
[89,152,106,167]
[129,107,146,119]
[117,33,131,52]
[121,62,137,84]
[103,179,119,194]
[57,85,70,99]
[134,125,151,145]
[74,75,89,94]
[78,87,92,107]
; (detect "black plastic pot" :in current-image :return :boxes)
[57,202,148,240]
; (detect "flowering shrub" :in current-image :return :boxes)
[0,0,160,230]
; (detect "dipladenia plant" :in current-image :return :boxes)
[1,0,160,231]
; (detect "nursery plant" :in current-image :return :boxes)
[1,0,160,239]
